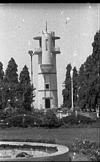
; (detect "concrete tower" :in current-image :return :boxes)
[33,23,60,109]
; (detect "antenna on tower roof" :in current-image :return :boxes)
[46,20,47,32]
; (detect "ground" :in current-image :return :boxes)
[0,127,99,161]
[0,127,99,145]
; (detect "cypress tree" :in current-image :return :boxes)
[62,63,72,108]
[19,65,33,112]
[4,58,18,108]
[73,67,78,108]
[0,61,4,109]
[78,30,100,111]
[5,57,18,84]
[0,61,4,82]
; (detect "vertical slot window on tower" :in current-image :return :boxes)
[45,98,50,109]
[39,39,42,47]
[52,39,55,47]
[45,83,49,90]
[45,39,48,51]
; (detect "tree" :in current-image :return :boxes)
[62,63,72,108]
[4,58,19,108]
[5,58,18,84]
[0,61,4,109]
[19,65,34,111]
[78,30,100,111]
[84,31,100,111]
[19,65,30,85]
[90,30,100,110]
[62,64,79,109]
[0,61,4,82]
[62,30,100,112]
[73,67,79,107]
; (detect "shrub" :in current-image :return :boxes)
[4,114,35,127]
[30,110,45,127]
[70,138,100,161]
[0,110,7,120]
[43,109,61,128]
[5,115,23,127]
[4,111,46,128]
[61,113,95,126]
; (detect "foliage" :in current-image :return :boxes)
[73,67,79,107]
[0,62,4,109]
[62,64,79,109]
[19,65,30,85]
[70,138,100,161]
[62,63,72,108]
[0,61,4,82]
[62,30,100,112]
[0,58,35,114]
[61,113,95,126]
[19,65,34,111]
[78,30,100,111]
[0,58,19,109]
[0,109,62,128]
[4,57,18,84]
[43,109,61,128]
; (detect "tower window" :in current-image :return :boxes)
[45,98,50,109]
[52,39,55,47]
[45,39,48,50]
[45,83,49,90]
[39,39,42,47]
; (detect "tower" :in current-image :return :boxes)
[33,24,60,109]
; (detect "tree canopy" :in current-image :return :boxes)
[62,30,100,112]
[0,59,35,113]
[18,65,33,111]
[0,61,4,82]
[5,57,18,84]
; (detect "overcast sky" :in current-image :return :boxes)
[0,3,100,107]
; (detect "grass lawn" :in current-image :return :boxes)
[0,127,99,146]
[0,127,99,161]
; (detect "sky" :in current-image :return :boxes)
[0,3,100,107]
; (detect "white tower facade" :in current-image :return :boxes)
[34,26,60,109]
